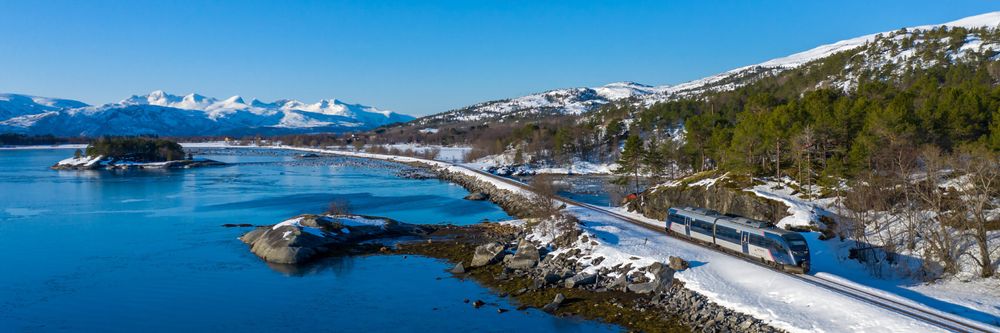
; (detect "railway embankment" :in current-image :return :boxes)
[266,148,784,332]
[383,157,783,332]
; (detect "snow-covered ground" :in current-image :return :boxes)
[463,152,615,175]
[566,206,945,332]
[739,178,1000,327]
[378,143,471,163]
[280,146,999,332]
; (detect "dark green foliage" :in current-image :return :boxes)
[613,135,644,194]
[0,133,80,145]
[85,137,185,162]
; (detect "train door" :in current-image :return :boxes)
[740,232,749,254]
[684,217,691,236]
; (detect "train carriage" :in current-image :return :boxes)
[666,207,811,273]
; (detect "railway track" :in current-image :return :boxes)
[454,165,999,333]
[289,147,997,333]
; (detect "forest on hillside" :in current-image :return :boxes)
[271,26,1000,280]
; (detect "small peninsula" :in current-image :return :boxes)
[51,137,224,170]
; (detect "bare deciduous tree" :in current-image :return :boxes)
[914,146,960,275]
[954,146,999,278]
[326,199,352,215]
[530,174,564,219]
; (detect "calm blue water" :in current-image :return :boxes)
[0,149,619,333]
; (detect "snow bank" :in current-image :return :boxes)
[272,216,327,237]
[55,154,104,167]
[577,207,945,333]
[332,216,388,228]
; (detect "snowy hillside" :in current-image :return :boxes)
[634,11,1000,104]
[416,82,667,125]
[0,91,414,136]
[0,93,88,120]
[415,11,1000,127]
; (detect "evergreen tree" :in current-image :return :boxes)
[643,137,665,183]
[613,134,645,194]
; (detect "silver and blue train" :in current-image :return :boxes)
[666,207,811,273]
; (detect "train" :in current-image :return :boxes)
[665,206,811,273]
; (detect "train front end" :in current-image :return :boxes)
[782,233,811,273]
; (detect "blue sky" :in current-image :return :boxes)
[1,1,997,116]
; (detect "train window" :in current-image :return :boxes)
[668,214,686,225]
[715,226,740,243]
[690,219,713,235]
[783,234,808,251]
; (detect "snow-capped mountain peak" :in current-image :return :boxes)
[0,93,89,120]
[1,91,414,136]
[634,11,1000,104]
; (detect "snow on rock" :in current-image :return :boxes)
[271,216,329,237]
[55,154,104,168]
[331,216,388,228]
[745,180,828,229]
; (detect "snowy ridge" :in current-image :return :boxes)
[0,91,414,136]
[636,11,1000,104]
[0,93,88,120]
[418,82,666,124]
[415,11,1000,126]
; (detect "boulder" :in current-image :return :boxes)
[450,262,466,274]
[647,262,676,292]
[626,282,658,294]
[241,214,424,265]
[541,293,565,313]
[668,256,689,271]
[506,240,540,270]
[470,242,505,267]
[463,192,489,201]
[543,273,563,285]
[608,274,629,291]
[564,273,597,288]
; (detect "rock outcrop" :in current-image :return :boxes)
[470,242,506,267]
[51,155,225,170]
[629,178,787,222]
[463,192,488,201]
[668,256,689,271]
[240,214,432,264]
[428,167,541,218]
[506,240,541,270]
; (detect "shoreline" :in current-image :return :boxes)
[268,146,782,333]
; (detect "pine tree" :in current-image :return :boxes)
[643,137,665,183]
[613,134,645,195]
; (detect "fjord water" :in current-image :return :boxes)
[0,149,618,333]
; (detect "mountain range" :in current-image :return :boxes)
[414,11,1000,126]
[3,12,1000,136]
[0,91,413,137]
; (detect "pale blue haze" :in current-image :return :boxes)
[0,1,997,115]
